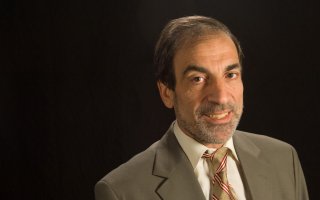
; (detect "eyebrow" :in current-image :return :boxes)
[182,65,209,76]
[226,63,242,72]
[182,63,241,76]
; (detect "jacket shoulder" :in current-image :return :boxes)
[95,140,163,199]
[99,140,160,182]
[235,130,294,151]
[233,130,309,200]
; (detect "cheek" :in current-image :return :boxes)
[185,87,204,103]
[231,81,243,96]
[234,84,244,104]
[184,88,196,100]
[176,88,202,111]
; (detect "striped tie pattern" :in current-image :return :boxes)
[202,147,237,200]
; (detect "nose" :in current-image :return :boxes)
[205,80,229,105]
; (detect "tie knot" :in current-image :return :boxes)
[202,147,229,174]
[202,147,229,160]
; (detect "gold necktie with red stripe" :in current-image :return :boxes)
[202,147,237,200]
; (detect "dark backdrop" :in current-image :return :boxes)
[1,0,319,199]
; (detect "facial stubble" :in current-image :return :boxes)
[174,96,243,146]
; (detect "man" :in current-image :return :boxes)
[95,16,309,200]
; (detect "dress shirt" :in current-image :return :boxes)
[173,121,246,200]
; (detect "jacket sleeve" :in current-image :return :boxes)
[95,180,119,200]
[291,146,309,200]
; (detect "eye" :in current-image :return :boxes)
[191,76,206,83]
[226,72,239,79]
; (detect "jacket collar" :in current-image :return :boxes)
[152,127,206,200]
[233,130,273,200]
[152,127,274,200]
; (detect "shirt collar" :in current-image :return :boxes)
[173,121,239,169]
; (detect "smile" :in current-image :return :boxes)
[209,112,229,120]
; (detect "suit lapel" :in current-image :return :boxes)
[153,128,206,200]
[233,131,273,200]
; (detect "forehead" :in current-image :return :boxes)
[173,33,239,72]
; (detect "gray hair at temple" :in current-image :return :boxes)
[154,15,244,90]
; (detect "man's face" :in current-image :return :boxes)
[158,33,243,148]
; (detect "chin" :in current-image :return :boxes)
[193,129,233,146]
[206,127,235,143]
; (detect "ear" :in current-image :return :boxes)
[157,81,174,109]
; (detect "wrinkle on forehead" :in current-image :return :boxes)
[174,34,239,68]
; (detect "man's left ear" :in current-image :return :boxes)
[157,81,174,109]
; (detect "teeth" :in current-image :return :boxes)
[209,112,228,119]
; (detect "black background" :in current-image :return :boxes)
[1,0,319,199]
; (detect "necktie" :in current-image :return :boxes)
[202,147,237,200]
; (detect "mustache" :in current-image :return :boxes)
[196,103,235,116]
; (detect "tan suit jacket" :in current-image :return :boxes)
[95,127,309,200]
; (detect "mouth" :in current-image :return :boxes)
[203,111,232,124]
[209,112,229,120]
